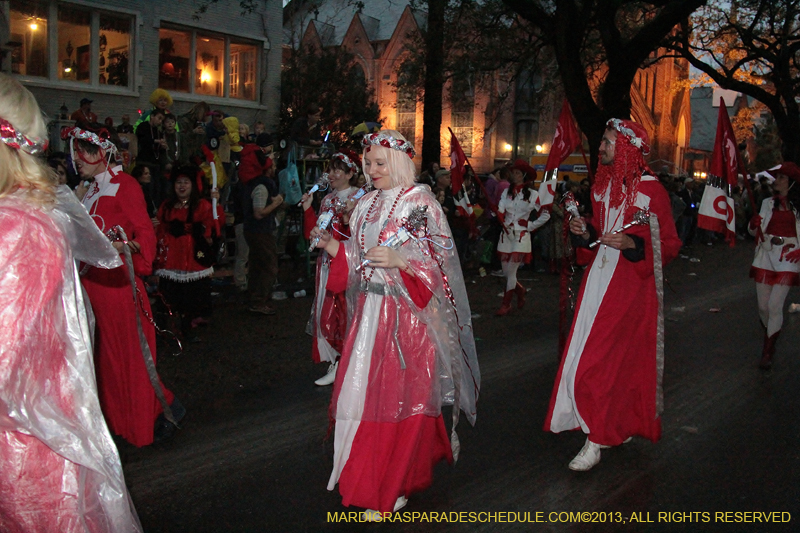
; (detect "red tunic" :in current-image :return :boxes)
[326,247,451,512]
[155,199,223,280]
[545,176,682,446]
[81,166,174,447]
[304,189,355,363]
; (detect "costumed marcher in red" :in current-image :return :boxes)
[748,162,800,369]
[0,73,142,532]
[495,160,550,316]
[301,150,363,386]
[69,125,184,447]
[311,130,480,520]
[545,119,682,471]
[155,165,223,343]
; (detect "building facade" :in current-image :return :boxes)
[2,0,283,145]
[284,1,692,176]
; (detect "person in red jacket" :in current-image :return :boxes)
[155,165,223,343]
[69,125,184,446]
[301,150,362,386]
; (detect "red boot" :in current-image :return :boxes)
[515,282,526,309]
[496,290,514,316]
[760,330,780,370]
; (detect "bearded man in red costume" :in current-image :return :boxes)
[70,127,184,447]
[544,119,682,471]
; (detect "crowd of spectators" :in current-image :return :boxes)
[51,89,773,335]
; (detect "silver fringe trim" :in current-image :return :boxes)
[650,213,665,417]
[117,228,177,426]
[155,267,214,283]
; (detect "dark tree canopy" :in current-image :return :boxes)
[501,0,706,168]
[667,0,800,163]
[280,44,380,148]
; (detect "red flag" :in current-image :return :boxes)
[697,98,741,246]
[544,99,582,172]
[449,131,475,219]
[710,97,742,187]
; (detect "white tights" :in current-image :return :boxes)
[502,260,521,292]
[756,282,792,336]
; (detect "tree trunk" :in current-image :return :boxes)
[421,0,446,167]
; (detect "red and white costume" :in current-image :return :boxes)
[749,198,800,286]
[325,185,479,513]
[81,165,175,447]
[155,198,224,282]
[1,187,141,532]
[497,186,550,262]
[303,186,357,363]
[545,175,681,445]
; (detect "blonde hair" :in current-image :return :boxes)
[0,73,55,204]
[362,129,416,189]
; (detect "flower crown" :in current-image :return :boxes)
[361,132,416,159]
[332,151,360,172]
[0,117,48,155]
[62,126,118,154]
[607,118,650,155]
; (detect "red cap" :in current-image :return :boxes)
[509,159,537,180]
[767,162,800,184]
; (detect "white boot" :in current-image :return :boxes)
[314,361,338,386]
[394,496,408,512]
[568,437,601,471]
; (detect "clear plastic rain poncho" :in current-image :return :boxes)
[0,186,142,532]
[333,185,480,457]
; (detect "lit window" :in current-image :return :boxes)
[230,42,257,100]
[159,28,191,92]
[57,5,91,83]
[196,35,224,97]
[9,0,49,77]
[99,15,131,86]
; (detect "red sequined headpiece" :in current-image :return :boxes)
[361,132,416,159]
[0,117,48,155]
[332,150,361,172]
[61,126,118,154]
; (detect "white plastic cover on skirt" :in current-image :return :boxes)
[0,186,142,532]
[336,186,480,447]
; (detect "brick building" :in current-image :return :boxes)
[285,0,693,177]
[2,0,283,146]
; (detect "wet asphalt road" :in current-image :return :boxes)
[120,240,799,532]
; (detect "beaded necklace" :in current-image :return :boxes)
[360,186,413,283]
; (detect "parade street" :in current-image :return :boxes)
[120,240,799,532]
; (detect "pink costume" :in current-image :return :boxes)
[81,165,174,447]
[303,186,357,363]
[545,175,681,445]
[325,185,480,513]
[0,187,141,532]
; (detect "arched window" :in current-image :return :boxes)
[396,61,416,144]
[450,73,475,156]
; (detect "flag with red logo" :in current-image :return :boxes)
[697,98,741,246]
[540,99,582,207]
[449,131,475,219]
